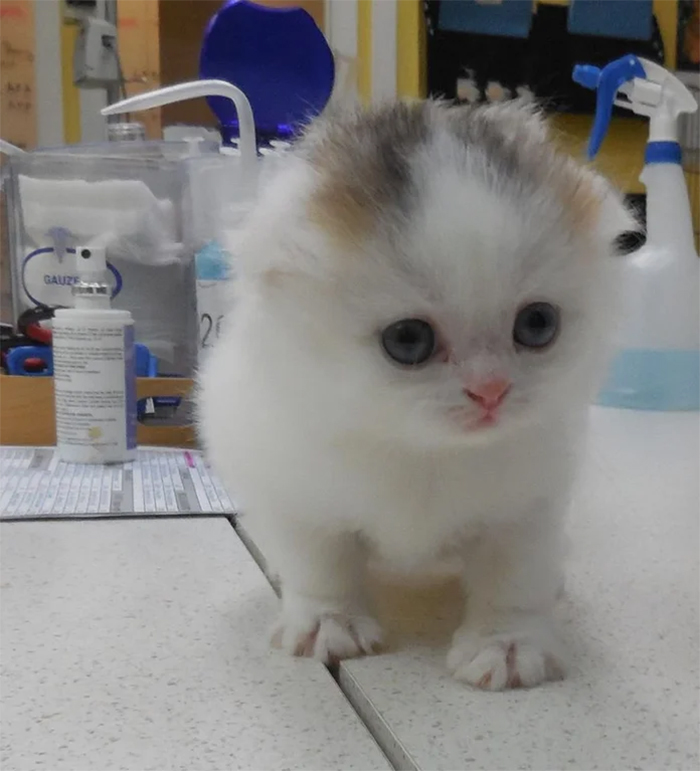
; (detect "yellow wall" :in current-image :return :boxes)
[357,0,372,103]
[397,0,425,99]
[391,0,683,194]
[61,19,81,144]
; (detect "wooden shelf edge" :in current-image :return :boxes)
[0,375,195,448]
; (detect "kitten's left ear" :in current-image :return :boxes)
[479,97,550,144]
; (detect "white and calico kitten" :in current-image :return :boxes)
[198,100,633,690]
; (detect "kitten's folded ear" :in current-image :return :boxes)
[460,99,638,252]
[550,153,639,254]
[581,171,640,253]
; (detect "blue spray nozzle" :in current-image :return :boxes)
[572,64,602,90]
[572,54,646,159]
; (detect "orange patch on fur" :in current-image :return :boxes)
[567,175,603,232]
[307,178,374,245]
[554,161,603,234]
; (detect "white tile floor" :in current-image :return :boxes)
[2,408,698,771]
[1,519,389,771]
[340,410,700,770]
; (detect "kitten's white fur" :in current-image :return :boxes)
[198,101,632,689]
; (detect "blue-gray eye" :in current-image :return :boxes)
[381,318,436,366]
[513,302,560,349]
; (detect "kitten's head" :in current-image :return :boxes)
[231,100,634,447]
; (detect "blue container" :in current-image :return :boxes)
[199,0,335,144]
[598,349,700,411]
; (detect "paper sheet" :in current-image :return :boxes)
[0,447,236,519]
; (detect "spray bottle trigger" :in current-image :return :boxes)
[572,54,646,159]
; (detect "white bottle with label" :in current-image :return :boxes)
[53,246,137,463]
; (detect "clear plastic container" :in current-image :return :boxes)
[183,146,288,353]
[5,139,218,376]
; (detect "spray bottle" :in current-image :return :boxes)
[573,54,699,411]
[53,246,137,463]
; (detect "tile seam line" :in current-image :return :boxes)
[228,516,409,771]
[0,513,229,523]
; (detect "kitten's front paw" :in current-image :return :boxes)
[447,623,565,691]
[272,606,384,664]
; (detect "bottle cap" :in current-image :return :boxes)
[107,122,147,142]
[73,247,111,309]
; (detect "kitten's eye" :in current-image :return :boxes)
[381,318,436,366]
[513,302,560,350]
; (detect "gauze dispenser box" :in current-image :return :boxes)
[4,137,217,377]
[101,80,270,357]
[99,0,335,356]
[574,54,700,411]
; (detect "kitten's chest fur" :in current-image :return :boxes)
[335,423,573,568]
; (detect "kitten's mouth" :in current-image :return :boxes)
[447,406,502,432]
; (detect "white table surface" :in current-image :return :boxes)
[0,518,390,771]
[339,408,700,770]
[2,409,697,771]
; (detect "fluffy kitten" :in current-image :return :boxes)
[198,100,632,690]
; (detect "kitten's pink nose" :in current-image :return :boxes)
[464,378,511,411]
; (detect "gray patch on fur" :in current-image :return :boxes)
[301,101,432,218]
[300,100,553,232]
[443,101,556,201]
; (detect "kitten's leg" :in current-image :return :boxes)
[447,513,566,690]
[258,520,383,663]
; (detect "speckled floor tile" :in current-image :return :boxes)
[0,518,390,771]
[340,409,700,771]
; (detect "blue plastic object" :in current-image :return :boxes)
[134,343,158,378]
[199,0,335,143]
[6,346,52,376]
[599,349,700,411]
[644,140,683,165]
[195,240,230,281]
[6,342,157,378]
[572,54,646,159]
[568,0,653,42]
[438,0,533,38]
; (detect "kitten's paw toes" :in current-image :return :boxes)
[447,629,565,691]
[272,612,384,664]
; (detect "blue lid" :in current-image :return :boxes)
[572,54,646,159]
[200,0,335,143]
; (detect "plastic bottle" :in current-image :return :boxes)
[573,54,699,411]
[106,121,146,142]
[53,246,137,463]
